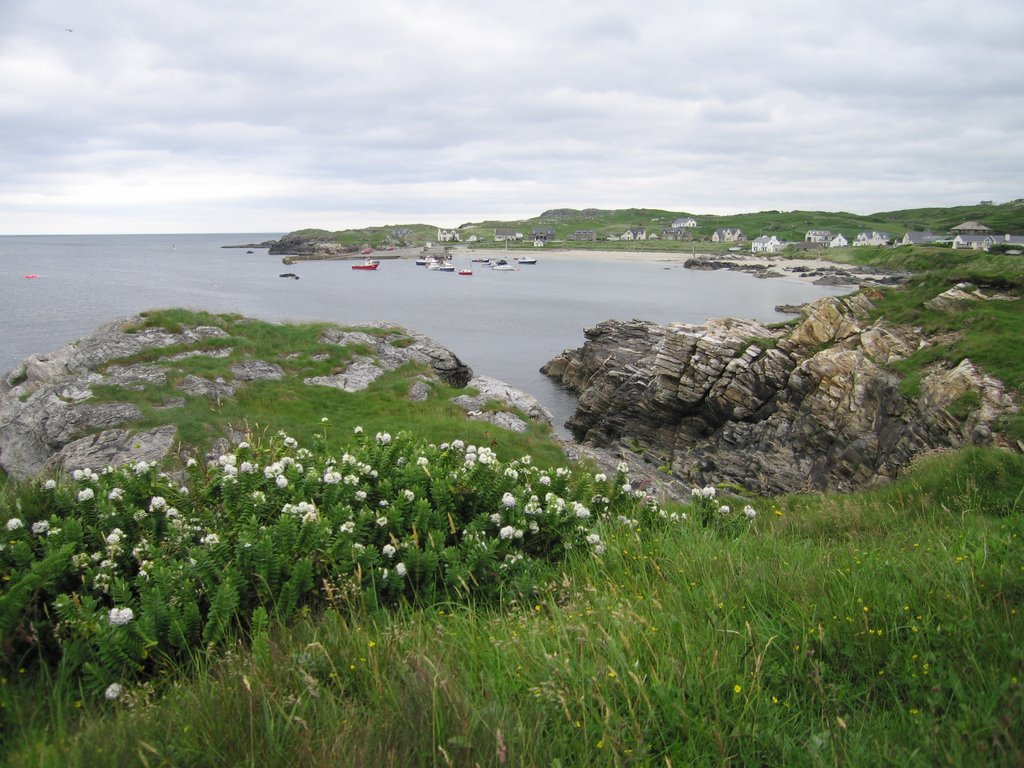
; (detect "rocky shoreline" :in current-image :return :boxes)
[541,287,1018,494]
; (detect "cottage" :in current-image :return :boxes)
[531,227,556,243]
[829,233,849,248]
[712,228,746,243]
[805,230,833,243]
[672,216,698,228]
[437,228,460,243]
[568,229,597,241]
[853,231,891,247]
[950,221,994,235]
[494,229,524,242]
[952,234,996,251]
[621,227,647,241]
[901,231,940,246]
[751,235,785,253]
[660,227,693,241]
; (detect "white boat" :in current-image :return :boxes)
[491,259,515,271]
[515,257,537,265]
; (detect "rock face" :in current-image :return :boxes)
[542,294,1017,494]
[0,316,478,480]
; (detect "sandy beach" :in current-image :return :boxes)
[451,246,902,287]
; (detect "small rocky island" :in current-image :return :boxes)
[542,287,1018,494]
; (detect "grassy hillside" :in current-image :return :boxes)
[283,201,1024,250]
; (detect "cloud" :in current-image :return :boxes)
[1,0,1022,233]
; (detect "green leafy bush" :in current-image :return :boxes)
[1,423,671,700]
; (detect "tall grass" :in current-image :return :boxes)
[3,449,1021,767]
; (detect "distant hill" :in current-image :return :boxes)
[279,201,1024,249]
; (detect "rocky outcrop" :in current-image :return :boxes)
[0,315,505,481]
[542,293,1018,494]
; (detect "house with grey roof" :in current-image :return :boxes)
[672,216,698,228]
[901,231,941,246]
[437,228,460,243]
[568,229,596,241]
[951,221,994,235]
[531,227,556,242]
[829,233,849,248]
[712,228,746,243]
[621,226,647,241]
[494,229,524,241]
[661,227,693,241]
[751,235,785,253]
[805,230,833,243]
[853,231,891,247]
[952,234,997,251]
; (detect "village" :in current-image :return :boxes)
[433,217,1024,253]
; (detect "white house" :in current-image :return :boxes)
[853,231,891,247]
[952,234,996,251]
[829,233,849,248]
[621,227,647,241]
[437,228,460,243]
[805,230,832,243]
[672,217,698,228]
[751,235,785,253]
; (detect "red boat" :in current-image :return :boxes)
[351,258,380,270]
[458,269,473,276]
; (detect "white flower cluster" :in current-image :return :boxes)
[108,607,134,626]
[6,518,24,531]
[72,468,100,482]
[282,500,318,523]
[691,486,717,500]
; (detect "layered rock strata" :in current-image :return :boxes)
[542,292,1017,494]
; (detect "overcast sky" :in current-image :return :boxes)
[2,0,1022,234]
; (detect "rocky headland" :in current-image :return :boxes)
[541,286,1019,494]
[0,317,552,482]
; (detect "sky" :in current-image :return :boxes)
[1,0,1022,235]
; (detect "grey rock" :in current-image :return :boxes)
[178,375,237,400]
[50,425,178,475]
[542,293,1018,494]
[304,357,384,392]
[231,359,285,381]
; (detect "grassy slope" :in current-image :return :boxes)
[286,201,1024,249]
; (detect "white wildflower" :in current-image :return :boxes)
[498,525,517,540]
[382,544,396,558]
[108,607,134,626]
[104,683,123,701]
[416,456,429,467]
[200,533,220,546]
[77,488,95,502]
[403,489,415,502]
[44,479,57,490]
[32,520,51,535]
[594,473,606,483]
[375,432,392,445]
[108,488,124,501]
[149,496,166,511]
[395,562,407,577]
[376,516,389,527]
[744,505,757,520]
[502,492,516,508]
[276,475,288,489]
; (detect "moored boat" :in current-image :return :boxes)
[351,258,380,270]
[458,269,473,276]
[515,257,537,265]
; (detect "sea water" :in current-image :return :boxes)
[0,234,848,432]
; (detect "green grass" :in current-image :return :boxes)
[2,448,1021,766]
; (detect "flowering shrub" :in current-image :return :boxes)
[0,426,660,698]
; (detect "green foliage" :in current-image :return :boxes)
[0,427,663,701]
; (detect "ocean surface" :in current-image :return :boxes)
[0,234,848,433]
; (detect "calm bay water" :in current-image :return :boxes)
[0,234,847,432]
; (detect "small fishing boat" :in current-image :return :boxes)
[351,258,380,270]
[23,274,41,279]
[458,269,473,276]
[491,259,515,271]
[515,257,537,265]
